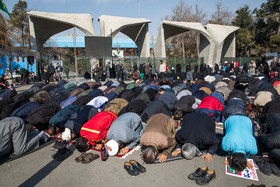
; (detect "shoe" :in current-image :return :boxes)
[188,167,208,180]
[195,170,215,185]
[256,157,272,176]
[75,153,88,163]
[130,160,146,173]
[52,140,69,151]
[52,147,72,161]
[124,161,140,176]
[270,162,280,177]
[81,153,99,164]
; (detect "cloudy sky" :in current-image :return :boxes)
[4,0,266,39]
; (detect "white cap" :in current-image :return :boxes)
[105,140,119,156]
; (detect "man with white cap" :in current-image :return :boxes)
[106,112,145,156]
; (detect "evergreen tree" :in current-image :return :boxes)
[8,0,29,48]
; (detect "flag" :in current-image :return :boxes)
[0,0,11,19]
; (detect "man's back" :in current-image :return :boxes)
[176,112,216,149]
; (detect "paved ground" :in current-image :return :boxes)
[0,79,279,187]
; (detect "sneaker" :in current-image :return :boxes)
[256,157,272,176]
[270,162,280,177]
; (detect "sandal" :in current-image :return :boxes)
[75,153,88,163]
[81,153,99,164]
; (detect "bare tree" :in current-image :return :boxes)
[210,2,234,25]
[164,1,208,58]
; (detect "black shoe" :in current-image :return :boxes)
[196,170,215,186]
[52,147,72,161]
[256,158,272,176]
[188,167,208,180]
[52,140,69,151]
[130,160,146,173]
[270,162,280,177]
[124,161,140,176]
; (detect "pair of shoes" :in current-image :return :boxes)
[124,160,146,176]
[188,167,216,185]
[256,157,272,176]
[52,140,69,152]
[188,167,208,180]
[52,147,72,161]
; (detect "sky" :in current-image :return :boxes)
[4,0,267,40]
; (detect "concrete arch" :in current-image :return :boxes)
[28,11,96,53]
[154,20,216,66]
[98,15,151,58]
[154,20,239,67]
[205,24,239,64]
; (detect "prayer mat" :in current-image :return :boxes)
[51,137,134,158]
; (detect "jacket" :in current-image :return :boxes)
[80,111,118,146]
[223,98,246,118]
[107,112,145,149]
[176,112,220,155]
[102,98,128,116]
[140,113,177,156]
[0,117,40,157]
[26,102,61,130]
[222,115,257,158]
[64,105,98,134]
[118,99,147,116]
[258,113,280,162]
[141,100,172,123]
[60,96,77,109]
[196,95,224,122]
[10,102,40,121]
[49,105,80,127]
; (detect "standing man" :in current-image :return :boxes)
[106,62,111,79]
[92,64,102,82]
[145,61,151,80]
[159,60,166,79]
[115,61,121,82]
[55,63,63,81]
[64,67,70,79]
[48,63,55,82]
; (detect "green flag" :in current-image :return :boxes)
[0,0,11,19]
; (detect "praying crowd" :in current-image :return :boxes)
[0,59,280,184]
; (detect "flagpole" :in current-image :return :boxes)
[73,24,78,79]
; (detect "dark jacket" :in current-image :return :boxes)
[260,99,280,123]
[0,92,34,120]
[48,65,55,74]
[26,102,61,130]
[64,105,98,134]
[72,95,92,106]
[173,95,195,113]
[118,99,147,116]
[258,113,280,162]
[10,102,40,121]
[176,112,220,155]
[49,105,81,127]
[223,98,246,118]
[141,100,172,123]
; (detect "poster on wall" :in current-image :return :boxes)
[225,157,259,181]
